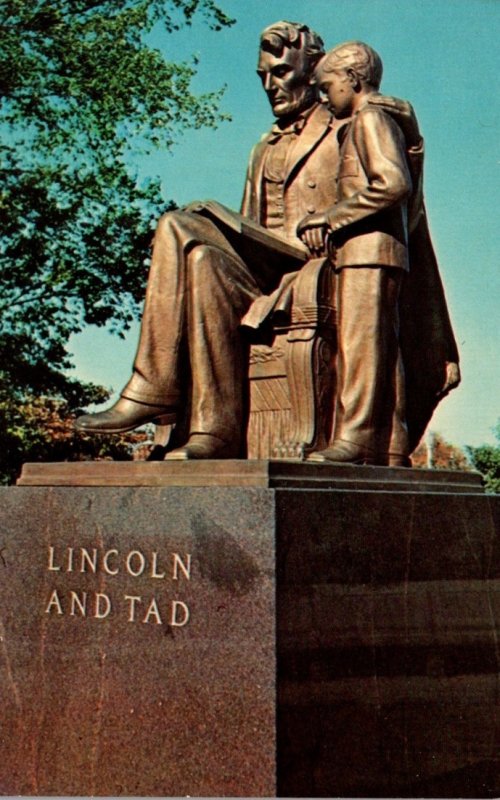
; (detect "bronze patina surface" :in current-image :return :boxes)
[75,23,459,467]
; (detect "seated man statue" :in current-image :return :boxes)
[76,20,338,459]
[76,21,459,464]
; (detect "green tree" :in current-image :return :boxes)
[0,0,233,482]
[466,422,500,494]
[0,390,147,486]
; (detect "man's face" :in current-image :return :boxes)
[257,46,312,118]
[316,66,356,118]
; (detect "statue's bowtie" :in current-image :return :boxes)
[269,117,306,142]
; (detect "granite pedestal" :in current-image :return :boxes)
[0,461,498,797]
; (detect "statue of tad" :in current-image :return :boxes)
[75,22,460,465]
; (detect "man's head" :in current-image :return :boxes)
[316,41,383,118]
[257,21,325,119]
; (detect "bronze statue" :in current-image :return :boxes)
[75,21,336,459]
[300,41,459,465]
[76,22,459,465]
[297,41,458,466]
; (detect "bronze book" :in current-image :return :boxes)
[191,199,309,263]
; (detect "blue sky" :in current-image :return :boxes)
[70,0,500,448]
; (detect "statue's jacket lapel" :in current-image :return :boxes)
[241,103,338,237]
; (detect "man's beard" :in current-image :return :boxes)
[273,86,316,121]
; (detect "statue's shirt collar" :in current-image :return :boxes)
[269,104,316,143]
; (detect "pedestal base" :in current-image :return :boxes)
[1,462,498,796]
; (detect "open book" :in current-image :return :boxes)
[188,200,309,274]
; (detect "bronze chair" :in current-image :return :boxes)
[247,256,336,459]
[153,256,336,461]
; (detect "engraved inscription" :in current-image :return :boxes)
[47,545,191,580]
[44,545,192,628]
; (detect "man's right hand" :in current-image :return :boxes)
[297,212,330,256]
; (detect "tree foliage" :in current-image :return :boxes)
[0,0,233,481]
[466,422,500,494]
[0,392,148,486]
[1,0,233,344]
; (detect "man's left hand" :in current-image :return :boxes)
[297,213,329,256]
[437,362,461,398]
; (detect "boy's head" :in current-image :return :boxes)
[315,41,383,118]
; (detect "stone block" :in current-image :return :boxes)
[1,461,499,797]
[276,489,500,798]
[0,485,276,796]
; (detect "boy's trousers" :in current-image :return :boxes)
[333,265,409,460]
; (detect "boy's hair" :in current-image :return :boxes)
[320,41,383,90]
[260,20,325,69]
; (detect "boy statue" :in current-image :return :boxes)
[298,41,459,466]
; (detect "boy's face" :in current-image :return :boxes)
[316,66,356,118]
[257,46,312,118]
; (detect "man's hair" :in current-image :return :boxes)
[320,41,383,90]
[260,20,325,69]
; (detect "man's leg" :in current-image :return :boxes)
[123,210,259,403]
[186,244,258,447]
[76,210,261,444]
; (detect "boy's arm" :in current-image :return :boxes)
[324,107,412,234]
